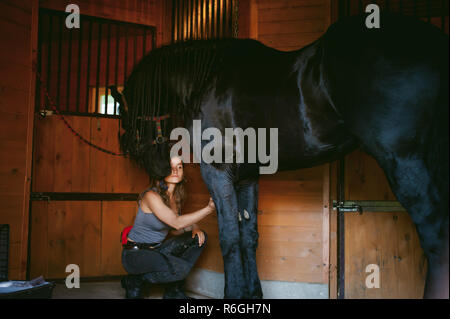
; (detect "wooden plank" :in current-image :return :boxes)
[53,116,74,192]
[29,201,49,279]
[43,201,102,279]
[257,0,326,10]
[89,117,108,192]
[345,150,397,201]
[105,119,149,193]
[258,18,326,36]
[70,116,91,192]
[40,0,158,27]
[345,211,426,298]
[47,202,67,278]
[0,140,27,195]
[195,230,324,283]
[32,115,55,192]
[328,161,338,299]
[80,202,102,277]
[258,4,325,22]
[258,32,322,50]
[322,163,330,283]
[101,201,137,276]
[0,0,38,280]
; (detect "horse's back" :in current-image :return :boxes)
[322,13,448,149]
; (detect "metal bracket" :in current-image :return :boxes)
[333,200,406,213]
[333,200,363,214]
[30,193,51,202]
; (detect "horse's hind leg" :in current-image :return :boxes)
[372,151,449,298]
[236,179,263,299]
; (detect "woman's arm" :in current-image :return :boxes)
[143,192,215,231]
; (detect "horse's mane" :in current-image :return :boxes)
[119,38,237,158]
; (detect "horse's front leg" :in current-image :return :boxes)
[237,179,263,299]
[200,163,248,298]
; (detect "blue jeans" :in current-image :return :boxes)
[121,231,207,284]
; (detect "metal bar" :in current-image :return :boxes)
[56,15,63,109]
[95,23,102,114]
[192,0,196,39]
[199,0,205,39]
[133,26,137,70]
[85,20,93,113]
[193,0,198,39]
[114,24,119,115]
[38,110,120,119]
[151,26,156,50]
[181,0,186,41]
[187,0,191,39]
[46,13,53,107]
[142,27,147,59]
[337,157,346,299]
[76,19,83,113]
[35,12,43,112]
[332,200,407,213]
[30,192,140,201]
[213,0,217,38]
[66,27,73,112]
[220,0,224,38]
[105,23,111,115]
[206,0,210,39]
[227,0,232,37]
[123,25,128,88]
[172,0,177,42]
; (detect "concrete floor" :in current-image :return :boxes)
[51,280,212,299]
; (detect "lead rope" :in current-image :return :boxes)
[35,67,128,156]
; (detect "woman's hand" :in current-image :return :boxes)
[192,227,206,247]
[207,197,216,212]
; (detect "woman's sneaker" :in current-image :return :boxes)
[121,275,144,299]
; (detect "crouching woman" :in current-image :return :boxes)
[121,156,216,299]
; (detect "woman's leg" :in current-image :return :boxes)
[121,232,208,298]
[157,231,208,298]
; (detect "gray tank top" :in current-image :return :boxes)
[127,199,172,244]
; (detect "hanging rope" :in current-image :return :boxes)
[35,67,128,157]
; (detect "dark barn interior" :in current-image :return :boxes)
[0,0,448,299]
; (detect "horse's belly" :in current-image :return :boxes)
[275,130,357,171]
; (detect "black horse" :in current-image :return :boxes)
[111,13,449,298]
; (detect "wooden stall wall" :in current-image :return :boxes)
[28,1,171,280]
[0,0,39,280]
[256,0,332,51]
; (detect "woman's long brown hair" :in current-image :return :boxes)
[137,164,187,214]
